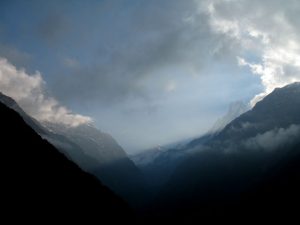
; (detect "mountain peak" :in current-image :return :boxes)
[209,101,249,134]
[283,81,300,88]
[254,82,300,112]
[268,82,300,97]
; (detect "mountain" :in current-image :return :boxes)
[44,122,128,166]
[152,82,300,222]
[131,146,186,192]
[0,92,146,207]
[0,97,133,223]
[209,101,249,134]
[131,138,195,190]
[213,82,300,146]
[0,92,99,168]
[184,82,300,153]
[43,122,147,207]
[131,101,248,191]
[0,91,48,135]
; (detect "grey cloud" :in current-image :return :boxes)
[50,0,238,106]
[0,0,270,152]
[244,124,300,151]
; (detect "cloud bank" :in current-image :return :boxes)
[244,124,300,151]
[201,0,300,106]
[0,57,91,127]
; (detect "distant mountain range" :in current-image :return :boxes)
[0,95,133,223]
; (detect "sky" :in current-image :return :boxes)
[1,0,300,153]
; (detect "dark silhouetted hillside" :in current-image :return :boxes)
[0,100,133,223]
[149,83,300,223]
[0,92,147,208]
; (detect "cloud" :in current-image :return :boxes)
[0,57,91,127]
[49,0,239,106]
[201,0,300,106]
[244,124,300,151]
[0,0,272,151]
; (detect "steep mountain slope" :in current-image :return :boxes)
[0,92,100,170]
[214,82,300,146]
[153,83,300,221]
[0,92,146,207]
[0,91,48,135]
[0,100,133,223]
[44,122,129,165]
[44,122,147,206]
[182,82,300,153]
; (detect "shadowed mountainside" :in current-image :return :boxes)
[131,101,248,192]
[0,92,146,208]
[0,100,133,223]
[44,122,147,207]
[147,83,300,223]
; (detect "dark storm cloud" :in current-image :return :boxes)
[0,0,243,107]
[50,0,239,106]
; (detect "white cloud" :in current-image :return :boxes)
[200,0,300,106]
[0,57,92,127]
[244,124,300,151]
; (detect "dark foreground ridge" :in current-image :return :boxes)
[0,101,133,223]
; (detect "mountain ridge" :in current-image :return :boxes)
[0,92,147,207]
[0,98,133,223]
[149,82,300,222]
